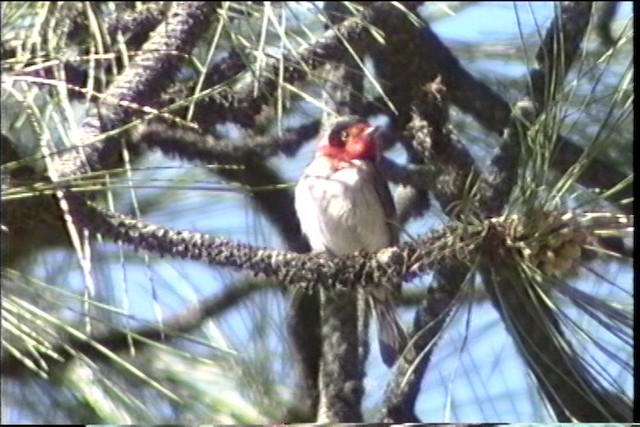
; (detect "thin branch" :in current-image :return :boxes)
[554,137,632,213]
[67,3,166,47]
[134,119,442,196]
[479,98,534,216]
[406,79,480,218]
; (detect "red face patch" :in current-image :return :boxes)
[321,122,377,162]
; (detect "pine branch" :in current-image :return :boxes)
[380,261,468,422]
[191,2,423,130]
[369,2,628,214]
[1,278,271,378]
[134,120,321,165]
[49,1,223,181]
[379,77,480,423]
[64,193,478,291]
[475,3,630,421]
[480,250,631,421]
[315,7,368,418]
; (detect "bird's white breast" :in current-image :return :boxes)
[295,156,392,255]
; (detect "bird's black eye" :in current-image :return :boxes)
[329,126,349,147]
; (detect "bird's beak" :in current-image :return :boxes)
[362,125,377,137]
[362,125,382,159]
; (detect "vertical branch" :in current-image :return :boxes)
[361,5,485,421]
[315,3,367,422]
[480,99,535,215]
[316,288,364,422]
[530,2,593,108]
[380,79,478,422]
[593,2,620,48]
[483,2,592,216]
[380,262,467,422]
[285,290,321,422]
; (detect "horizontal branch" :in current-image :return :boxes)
[65,193,479,290]
[134,119,321,163]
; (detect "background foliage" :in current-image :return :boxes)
[1,1,633,423]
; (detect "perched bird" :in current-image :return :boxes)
[294,116,407,367]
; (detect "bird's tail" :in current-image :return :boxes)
[369,286,407,367]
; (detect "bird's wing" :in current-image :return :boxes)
[370,163,399,245]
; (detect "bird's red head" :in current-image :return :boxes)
[317,119,379,163]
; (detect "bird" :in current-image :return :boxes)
[294,115,407,367]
